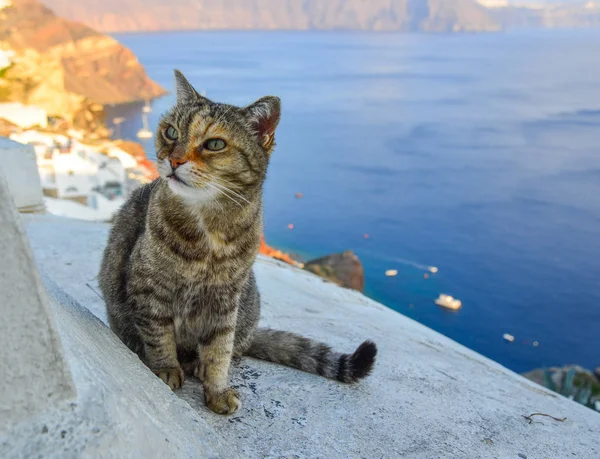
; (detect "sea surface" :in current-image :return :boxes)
[107,30,600,374]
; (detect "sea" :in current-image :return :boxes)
[107,30,600,375]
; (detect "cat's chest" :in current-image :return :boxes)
[171,285,238,343]
[201,229,237,256]
[150,220,238,268]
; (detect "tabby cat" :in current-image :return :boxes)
[99,70,377,415]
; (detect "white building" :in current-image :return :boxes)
[0,49,13,71]
[106,145,138,169]
[9,130,145,219]
[11,130,66,165]
[47,147,99,205]
[0,103,47,129]
[75,143,128,196]
[11,131,132,200]
[10,130,65,147]
[11,132,99,205]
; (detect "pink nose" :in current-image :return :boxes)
[170,157,187,169]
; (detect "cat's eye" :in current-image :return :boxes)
[204,138,227,151]
[165,126,178,141]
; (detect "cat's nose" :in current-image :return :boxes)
[170,157,187,169]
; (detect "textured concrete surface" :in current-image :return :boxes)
[1,277,234,458]
[0,137,44,212]
[24,214,600,458]
[0,181,232,457]
[0,133,233,455]
[0,172,74,429]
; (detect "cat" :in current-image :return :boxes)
[99,69,377,415]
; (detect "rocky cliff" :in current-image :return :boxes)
[304,250,365,292]
[0,0,165,134]
[40,0,501,33]
[41,0,600,33]
[489,3,600,29]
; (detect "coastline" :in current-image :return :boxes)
[6,77,600,415]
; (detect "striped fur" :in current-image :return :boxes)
[99,70,377,416]
[247,329,377,383]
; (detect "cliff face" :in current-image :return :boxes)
[40,0,600,33]
[423,0,502,31]
[489,4,600,29]
[39,0,501,33]
[0,0,165,129]
[304,250,365,292]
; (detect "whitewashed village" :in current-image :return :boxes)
[0,43,157,222]
[0,2,161,223]
[8,127,156,221]
[3,116,156,221]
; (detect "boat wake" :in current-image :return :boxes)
[359,250,438,273]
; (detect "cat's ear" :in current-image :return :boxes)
[174,69,203,104]
[243,96,281,151]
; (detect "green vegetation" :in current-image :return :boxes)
[542,368,599,410]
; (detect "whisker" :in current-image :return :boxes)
[207,182,245,208]
[194,170,249,205]
[211,185,244,208]
[202,182,226,212]
[208,180,250,207]
[192,171,244,208]
[200,172,251,205]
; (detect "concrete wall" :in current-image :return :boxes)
[0,137,44,212]
[0,166,232,458]
[0,171,75,429]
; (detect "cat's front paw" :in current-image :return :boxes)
[153,367,184,390]
[205,388,241,415]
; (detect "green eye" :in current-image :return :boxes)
[165,126,178,141]
[204,138,227,151]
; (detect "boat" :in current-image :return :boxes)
[434,294,462,310]
[112,117,125,137]
[142,99,152,113]
[385,269,398,277]
[136,113,153,139]
[428,266,439,274]
[503,333,515,343]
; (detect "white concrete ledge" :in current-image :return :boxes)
[0,172,74,430]
[21,214,600,458]
[0,137,44,213]
[0,174,232,457]
[1,276,234,458]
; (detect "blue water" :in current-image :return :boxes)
[108,30,600,374]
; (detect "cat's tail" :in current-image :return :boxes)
[244,328,377,383]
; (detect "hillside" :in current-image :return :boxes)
[0,0,165,134]
[489,3,600,29]
[40,0,501,33]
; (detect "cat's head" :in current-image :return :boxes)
[156,70,281,203]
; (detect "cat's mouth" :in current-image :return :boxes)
[167,173,188,186]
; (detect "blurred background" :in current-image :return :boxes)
[1,0,599,409]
